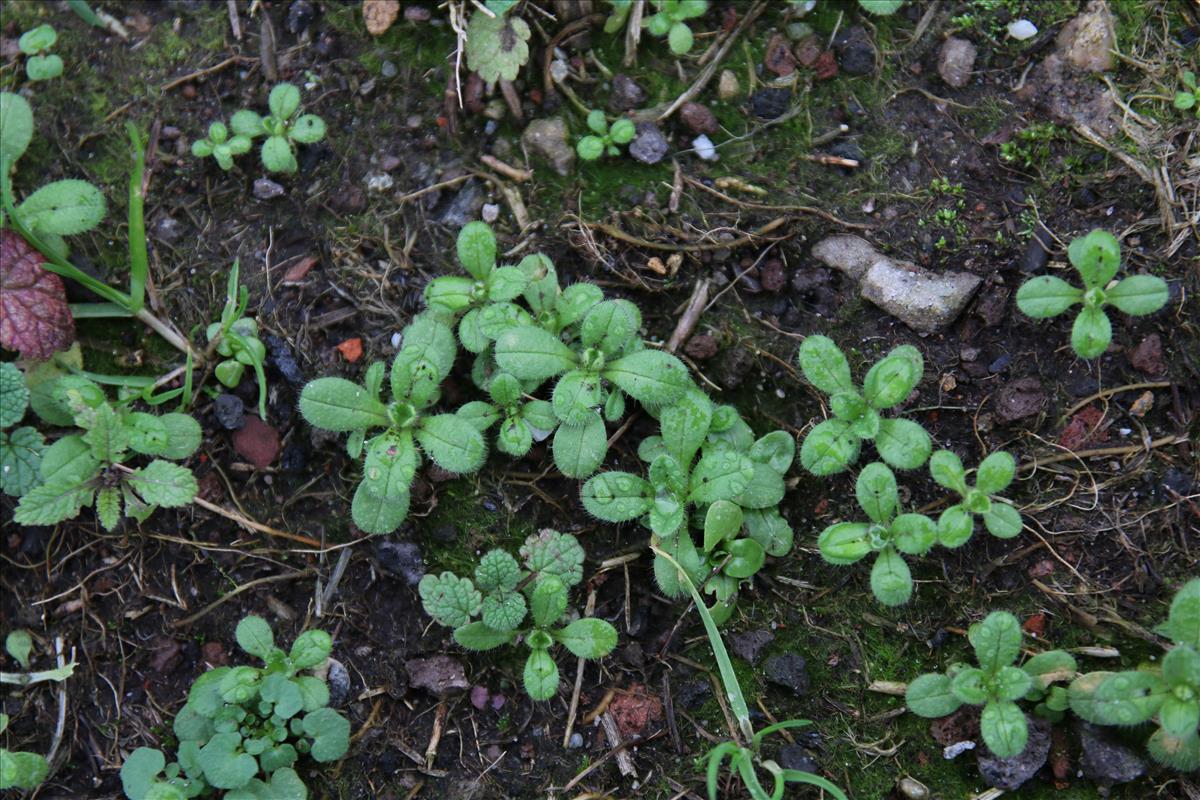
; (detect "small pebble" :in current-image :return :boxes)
[1008,20,1038,40]
[253,178,285,200]
[214,394,245,431]
[567,733,584,749]
[481,203,500,223]
[692,134,717,161]
[366,172,394,192]
[380,60,398,78]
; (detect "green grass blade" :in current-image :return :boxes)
[125,122,147,314]
[780,769,850,800]
[69,302,134,319]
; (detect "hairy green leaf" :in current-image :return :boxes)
[299,378,390,432]
[906,673,962,718]
[495,326,577,381]
[523,648,559,701]
[555,618,618,659]
[552,413,606,478]
[128,460,197,507]
[969,612,1023,674]
[418,572,481,627]
[581,471,651,522]
[17,180,105,236]
[456,221,496,280]
[855,462,898,523]
[873,417,931,471]
[1106,274,1169,316]
[870,547,912,606]
[1067,229,1120,289]
[817,522,871,565]
[981,700,1028,759]
[1016,275,1083,318]
[603,350,690,407]
[800,418,860,475]
[416,414,486,473]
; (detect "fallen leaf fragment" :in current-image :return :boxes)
[1128,390,1153,418]
[335,337,363,362]
[282,255,319,284]
[608,683,664,739]
[0,230,76,360]
[363,0,400,36]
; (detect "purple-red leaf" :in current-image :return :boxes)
[0,230,75,360]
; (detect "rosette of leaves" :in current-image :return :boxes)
[493,301,692,478]
[119,616,350,800]
[1,92,106,260]
[12,377,201,531]
[1175,70,1199,119]
[190,121,252,171]
[0,362,45,497]
[795,335,931,475]
[18,24,63,81]
[644,0,708,55]
[928,449,1023,546]
[1069,579,1200,770]
[576,110,636,161]
[228,83,326,174]
[1015,229,1169,359]
[418,530,617,701]
[455,372,558,457]
[205,260,268,419]
[299,314,486,534]
[906,611,1077,759]
[465,2,531,84]
[582,391,795,622]
[817,462,935,607]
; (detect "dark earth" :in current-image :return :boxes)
[1,1,1198,798]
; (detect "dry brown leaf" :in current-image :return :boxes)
[363,0,400,36]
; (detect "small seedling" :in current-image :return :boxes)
[465,1,531,83]
[18,24,63,81]
[190,122,253,171]
[227,83,326,174]
[1,630,76,791]
[12,376,201,531]
[1174,70,1199,119]
[906,611,1077,758]
[577,110,636,161]
[0,362,46,497]
[1070,579,1200,770]
[299,314,486,534]
[644,0,708,55]
[119,616,349,800]
[928,449,1023,545]
[795,335,931,475]
[456,372,558,458]
[1015,229,1170,359]
[419,531,617,701]
[817,462,936,606]
[858,0,905,14]
[205,260,268,419]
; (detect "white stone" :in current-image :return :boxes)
[1008,19,1038,40]
[693,134,717,161]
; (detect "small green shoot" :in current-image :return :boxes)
[205,260,269,420]
[190,122,253,171]
[1174,71,1199,119]
[226,83,326,174]
[928,449,1023,545]
[644,1,709,55]
[577,110,636,161]
[18,25,63,81]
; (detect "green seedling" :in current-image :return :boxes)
[858,0,905,14]
[906,611,1077,759]
[1070,579,1200,770]
[12,376,200,531]
[577,110,636,161]
[928,449,1023,545]
[1016,229,1169,359]
[419,531,617,701]
[299,314,486,534]
[652,546,848,800]
[1174,71,1199,119]
[795,335,931,475]
[644,0,708,55]
[1,630,76,791]
[465,1,531,83]
[228,83,326,174]
[583,390,794,622]
[0,362,46,497]
[18,24,63,81]
[205,260,268,419]
[119,616,349,800]
[455,372,557,458]
[817,462,936,606]
[190,122,253,171]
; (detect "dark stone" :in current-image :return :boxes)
[214,393,245,430]
[974,286,1010,326]
[285,0,317,35]
[778,744,820,774]
[730,630,774,665]
[833,26,875,75]
[763,653,809,697]
[976,715,1051,791]
[674,679,711,710]
[297,143,332,173]
[994,377,1045,425]
[750,87,790,119]
[679,102,719,134]
[438,179,484,227]
[608,74,646,112]
[375,540,425,585]
[628,122,669,165]
[253,178,285,200]
[684,334,719,360]
[232,415,280,469]
[1078,722,1146,785]
[988,354,1012,373]
[760,259,787,293]
[1126,334,1165,376]
[330,184,366,214]
[326,658,351,707]
[267,335,306,388]
[20,527,47,558]
[1019,225,1053,273]
[279,443,306,474]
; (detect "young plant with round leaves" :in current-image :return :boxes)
[928,449,1023,547]
[817,462,935,607]
[0,362,46,497]
[417,531,617,701]
[1174,70,1199,119]
[576,110,636,161]
[465,3,531,83]
[1015,229,1169,359]
[299,313,487,534]
[12,376,201,531]
[795,335,931,475]
[644,0,708,55]
[905,611,1076,759]
[582,391,795,622]
[190,121,253,171]
[204,260,268,419]
[18,24,63,81]
[1069,579,1200,770]
[118,615,349,800]
[228,83,326,174]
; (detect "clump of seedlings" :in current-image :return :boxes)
[200,83,327,174]
[576,110,636,161]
